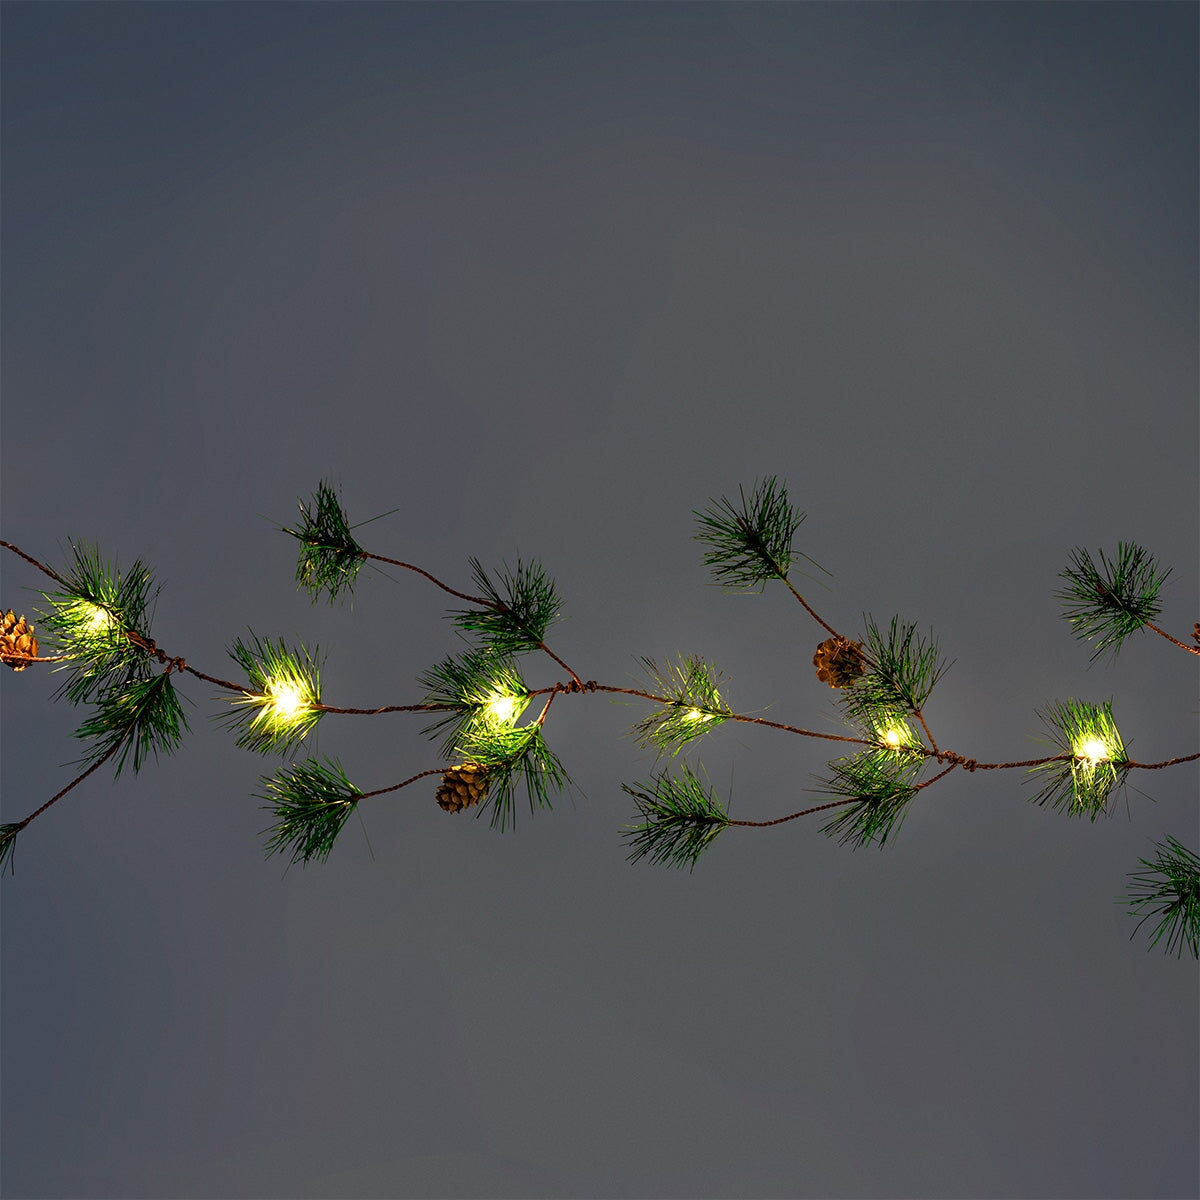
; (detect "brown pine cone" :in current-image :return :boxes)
[436,764,490,813]
[813,635,866,688]
[1,610,39,671]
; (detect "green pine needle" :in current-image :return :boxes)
[223,632,323,755]
[37,541,158,706]
[258,757,362,866]
[0,824,21,876]
[1123,836,1200,959]
[282,480,366,604]
[817,748,924,849]
[694,477,828,592]
[621,765,731,870]
[450,558,563,656]
[1057,543,1171,662]
[417,647,530,756]
[73,671,189,777]
[455,724,570,831]
[632,654,731,756]
[1027,699,1129,819]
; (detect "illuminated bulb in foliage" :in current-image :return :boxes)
[80,603,114,633]
[265,679,308,721]
[1075,736,1109,766]
[683,707,713,723]
[882,727,905,749]
[483,692,522,727]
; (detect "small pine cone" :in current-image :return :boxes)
[436,764,490,813]
[1,610,39,672]
[813,635,865,688]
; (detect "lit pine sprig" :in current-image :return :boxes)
[817,747,924,849]
[37,542,157,705]
[450,557,563,657]
[257,757,363,866]
[1027,699,1129,819]
[1057,543,1171,662]
[632,654,730,756]
[282,480,367,605]
[417,647,530,756]
[1123,836,1200,960]
[73,671,190,776]
[694,476,828,592]
[621,765,731,871]
[842,615,951,718]
[223,633,323,755]
[455,723,570,831]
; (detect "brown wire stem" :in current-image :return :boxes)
[729,798,859,827]
[362,552,495,606]
[316,702,452,715]
[0,540,70,587]
[356,766,447,801]
[1146,621,1200,656]
[13,737,126,832]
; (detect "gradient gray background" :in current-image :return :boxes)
[2,4,1197,1198]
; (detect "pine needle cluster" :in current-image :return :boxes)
[1057,542,1170,661]
[621,765,731,870]
[257,757,362,865]
[417,648,530,756]
[815,747,924,848]
[632,655,730,756]
[449,557,563,656]
[281,480,367,604]
[694,476,828,591]
[223,633,323,755]
[1123,836,1200,959]
[1027,699,1129,819]
[35,542,191,778]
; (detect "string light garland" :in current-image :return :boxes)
[1,478,1196,959]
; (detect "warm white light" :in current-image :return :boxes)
[483,693,521,726]
[683,707,713,723]
[881,726,906,749]
[1076,736,1108,765]
[266,680,307,721]
[81,603,113,633]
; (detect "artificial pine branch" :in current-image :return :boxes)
[694,476,827,592]
[1057,543,1172,661]
[815,747,924,848]
[223,633,324,755]
[632,655,730,756]
[72,670,190,776]
[1026,699,1130,819]
[1123,836,1200,959]
[450,557,564,659]
[281,479,367,604]
[621,765,731,870]
[258,757,363,865]
[416,647,530,756]
[37,541,159,705]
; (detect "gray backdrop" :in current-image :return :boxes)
[2,4,1197,1198]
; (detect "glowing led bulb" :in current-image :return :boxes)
[483,693,521,726]
[882,727,905,748]
[266,680,307,721]
[1076,736,1108,766]
[683,707,712,723]
[81,603,113,633]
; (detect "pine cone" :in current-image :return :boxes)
[813,635,865,688]
[436,764,490,813]
[1,610,38,671]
